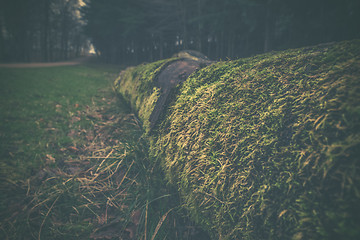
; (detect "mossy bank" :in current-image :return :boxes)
[114,40,360,239]
[114,58,177,132]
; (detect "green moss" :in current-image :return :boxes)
[154,40,360,239]
[116,40,360,239]
[114,58,178,132]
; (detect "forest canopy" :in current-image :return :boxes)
[81,0,360,64]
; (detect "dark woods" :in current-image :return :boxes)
[82,0,360,64]
[1,0,359,64]
[0,0,88,63]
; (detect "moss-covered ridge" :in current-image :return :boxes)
[116,40,360,239]
[114,58,177,132]
[114,54,212,132]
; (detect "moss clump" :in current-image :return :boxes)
[151,40,360,239]
[114,58,178,132]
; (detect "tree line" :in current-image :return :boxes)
[82,0,360,64]
[0,0,88,62]
[1,0,359,64]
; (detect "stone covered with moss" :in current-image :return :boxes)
[116,40,360,239]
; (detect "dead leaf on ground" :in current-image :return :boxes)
[45,154,55,164]
[55,104,62,112]
[88,113,103,120]
[68,146,79,152]
[59,147,67,152]
[71,116,81,123]
[97,213,107,225]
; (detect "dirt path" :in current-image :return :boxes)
[0,57,90,68]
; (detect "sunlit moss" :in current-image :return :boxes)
[114,58,179,132]
[116,40,360,239]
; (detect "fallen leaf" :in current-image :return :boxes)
[97,213,107,225]
[68,146,79,152]
[88,113,102,119]
[46,154,56,164]
[71,116,81,123]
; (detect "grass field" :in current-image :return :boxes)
[0,64,205,240]
[0,65,119,182]
[0,64,136,239]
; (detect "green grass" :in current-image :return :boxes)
[0,64,122,238]
[0,65,119,181]
[0,64,205,240]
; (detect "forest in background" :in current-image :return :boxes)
[0,0,88,62]
[82,0,360,64]
[1,0,359,64]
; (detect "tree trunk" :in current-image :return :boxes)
[159,34,164,59]
[178,0,188,49]
[41,0,50,62]
[264,0,272,53]
[197,0,202,52]
[61,10,69,60]
[0,15,4,61]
